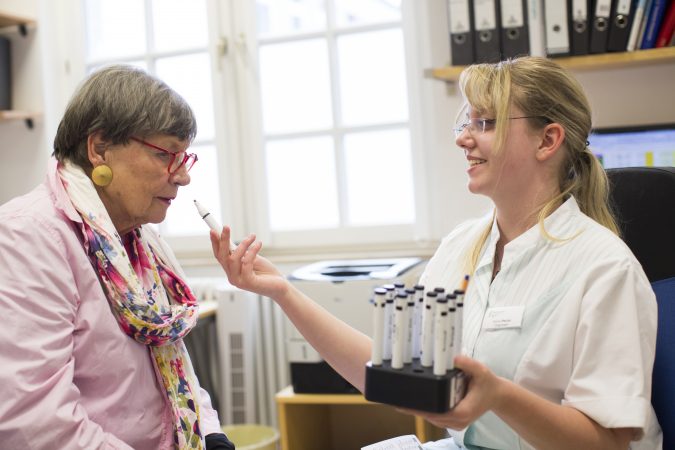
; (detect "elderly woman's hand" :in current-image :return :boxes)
[397,355,507,431]
[210,226,290,300]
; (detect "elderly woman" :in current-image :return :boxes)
[0,66,233,450]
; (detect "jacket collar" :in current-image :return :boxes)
[47,158,83,224]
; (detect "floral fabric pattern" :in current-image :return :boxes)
[59,161,204,449]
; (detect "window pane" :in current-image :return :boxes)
[334,0,402,27]
[338,29,409,127]
[84,0,146,60]
[259,40,333,134]
[87,60,147,74]
[163,144,221,236]
[155,53,215,140]
[344,128,415,226]
[151,0,208,52]
[256,0,326,37]
[266,137,339,230]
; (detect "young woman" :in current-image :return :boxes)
[212,56,661,449]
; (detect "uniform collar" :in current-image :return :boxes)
[476,196,581,274]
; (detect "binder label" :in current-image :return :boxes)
[615,0,631,15]
[448,0,471,33]
[594,0,612,19]
[474,0,497,31]
[572,0,588,21]
[500,0,524,28]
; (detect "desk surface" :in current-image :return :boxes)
[198,300,217,319]
[275,385,372,405]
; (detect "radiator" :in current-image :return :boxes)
[189,278,289,428]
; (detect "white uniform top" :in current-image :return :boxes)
[419,196,662,450]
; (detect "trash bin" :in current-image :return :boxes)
[221,424,279,450]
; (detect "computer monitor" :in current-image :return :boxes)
[588,123,675,169]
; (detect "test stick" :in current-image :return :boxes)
[433,297,449,376]
[420,291,437,367]
[404,288,415,364]
[382,284,395,361]
[371,287,387,366]
[412,285,424,359]
[193,199,236,251]
[446,293,457,369]
[453,289,464,357]
[391,292,407,369]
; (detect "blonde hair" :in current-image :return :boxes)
[458,56,619,274]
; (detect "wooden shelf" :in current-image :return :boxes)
[0,111,41,128]
[0,12,39,129]
[0,11,36,29]
[430,47,675,82]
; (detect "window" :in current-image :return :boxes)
[75,0,426,254]
[83,0,223,240]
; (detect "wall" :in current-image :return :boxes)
[0,0,46,204]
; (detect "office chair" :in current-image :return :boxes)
[606,167,675,450]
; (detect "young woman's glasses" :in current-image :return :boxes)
[453,116,548,138]
[130,137,198,174]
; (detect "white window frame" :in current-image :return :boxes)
[228,0,434,254]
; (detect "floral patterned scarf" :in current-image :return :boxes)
[58,161,204,449]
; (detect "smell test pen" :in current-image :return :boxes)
[446,293,457,369]
[412,285,424,359]
[453,289,464,356]
[404,288,415,364]
[371,287,387,366]
[433,297,449,376]
[382,284,395,360]
[194,200,235,251]
[420,291,437,367]
[391,292,407,369]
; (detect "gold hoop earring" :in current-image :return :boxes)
[92,165,113,187]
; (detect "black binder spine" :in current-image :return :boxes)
[569,0,591,55]
[500,0,531,58]
[608,0,638,51]
[448,0,476,65]
[474,0,502,63]
[590,0,614,53]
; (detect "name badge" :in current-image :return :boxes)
[483,306,525,330]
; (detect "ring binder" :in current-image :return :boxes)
[474,0,502,62]
[501,0,531,58]
[448,0,476,65]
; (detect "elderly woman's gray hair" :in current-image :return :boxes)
[53,65,197,170]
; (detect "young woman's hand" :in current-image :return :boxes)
[210,226,290,300]
[397,355,506,430]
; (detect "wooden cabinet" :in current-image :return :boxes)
[0,10,39,128]
[275,386,447,450]
[430,47,675,82]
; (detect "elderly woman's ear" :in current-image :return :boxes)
[87,132,115,187]
[86,131,110,167]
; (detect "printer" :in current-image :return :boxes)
[286,257,425,393]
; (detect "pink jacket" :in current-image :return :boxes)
[0,161,222,449]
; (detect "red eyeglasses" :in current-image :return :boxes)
[130,137,198,174]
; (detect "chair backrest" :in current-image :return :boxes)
[606,167,675,449]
